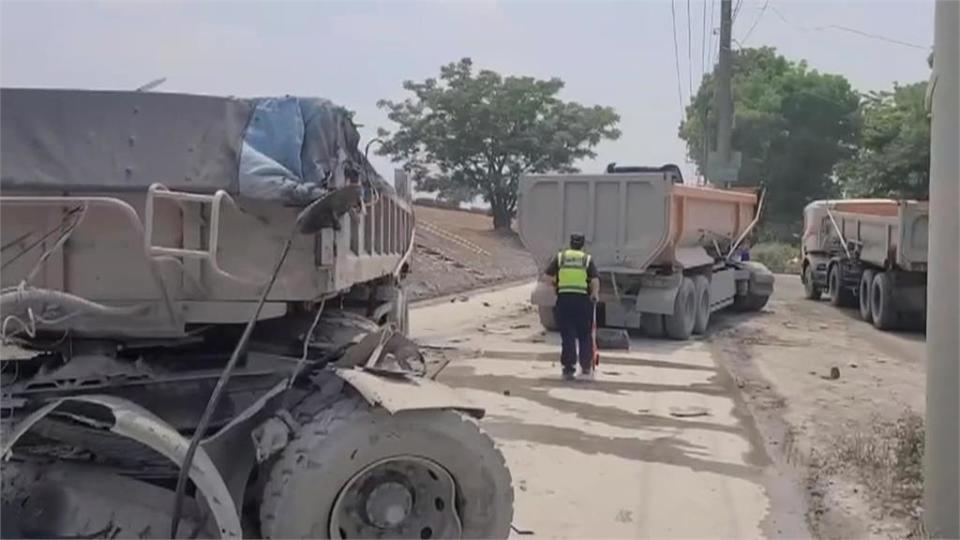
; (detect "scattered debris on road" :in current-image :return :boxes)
[668,406,711,418]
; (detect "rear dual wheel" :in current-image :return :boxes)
[803,264,822,300]
[858,270,875,323]
[538,306,557,331]
[692,276,711,335]
[828,264,856,307]
[870,272,899,330]
[665,277,697,340]
[261,396,513,539]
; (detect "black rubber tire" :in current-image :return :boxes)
[871,272,899,330]
[641,313,665,338]
[733,292,769,312]
[803,264,822,300]
[260,395,514,539]
[858,270,875,322]
[692,275,710,335]
[538,306,557,331]
[664,277,696,340]
[827,264,848,307]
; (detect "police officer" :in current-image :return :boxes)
[544,233,599,380]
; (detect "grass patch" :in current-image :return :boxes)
[814,410,925,536]
[749,242,801,274]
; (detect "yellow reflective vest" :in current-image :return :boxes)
[556,249,591,294]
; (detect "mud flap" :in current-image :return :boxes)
[333,367,486,419]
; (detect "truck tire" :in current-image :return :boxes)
[692,275,710,335]
[858,269,875,322]
[828,264,855,307]
[803,264,822,300]
[870,272,899,330]
[664,277,696,340]
[641,313,665,338]
[733,293,769,312]
[261,395,514,540]
[538,306,557,331]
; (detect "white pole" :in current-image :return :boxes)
[924,1,959,537]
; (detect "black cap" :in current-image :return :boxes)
[570,233,585,249]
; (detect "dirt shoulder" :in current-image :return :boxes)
[406,205,538,301]
[708,275,926,539]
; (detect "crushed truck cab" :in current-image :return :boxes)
[519,165,774,340]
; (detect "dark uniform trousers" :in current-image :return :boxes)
[555,293,594,373]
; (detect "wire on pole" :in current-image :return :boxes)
[670,0,687,122]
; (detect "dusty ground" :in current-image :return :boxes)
[406,205,537,300]
[411,277,927,539]
[709,276,926,539]
[412,284,810,539]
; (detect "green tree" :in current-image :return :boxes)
[679,47,861,235]
[377,58,621,230]
[837,82,930,199]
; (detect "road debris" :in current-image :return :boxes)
[668,406,711,418]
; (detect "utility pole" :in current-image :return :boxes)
[924,0,959,537]
[716,0,733,167]
[706,0,740,186]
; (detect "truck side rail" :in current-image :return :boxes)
[0,195,180,328]
[145,183,262,286]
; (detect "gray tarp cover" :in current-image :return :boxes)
[0,88,389,203]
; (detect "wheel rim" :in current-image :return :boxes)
[828,267,838,297]
[329,456,463,539]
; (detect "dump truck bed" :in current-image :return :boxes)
[0,88,415,337]
[803,199,928,271]
[518,172,757,272]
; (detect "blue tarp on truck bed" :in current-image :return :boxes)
[0,88,388,203]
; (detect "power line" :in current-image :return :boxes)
[739,0,769,45]
[701,0,709,77]
[670,0,686,120]
[829,25,929,50]
[769,5,929,51]
[732,0,744,23]
[710,0,719,67]
[687,0,694,96]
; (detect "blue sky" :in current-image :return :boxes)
[0,0,935,185]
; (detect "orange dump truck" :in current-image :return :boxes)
[800,198,928,330]
[519,164,774,340]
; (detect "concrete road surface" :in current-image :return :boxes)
[411,283,809,539]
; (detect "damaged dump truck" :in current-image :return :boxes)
[0,89,513,539]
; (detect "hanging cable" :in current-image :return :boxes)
[670,0,686,121]
[732,0,745,24]
[686,0,694,96]
[769,5,929,50]
[740,0,769,45]
[701,0,709,77]
[710,0,719,66]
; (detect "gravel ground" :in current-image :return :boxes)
[709,275,926,539]
[405,205,538,300]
